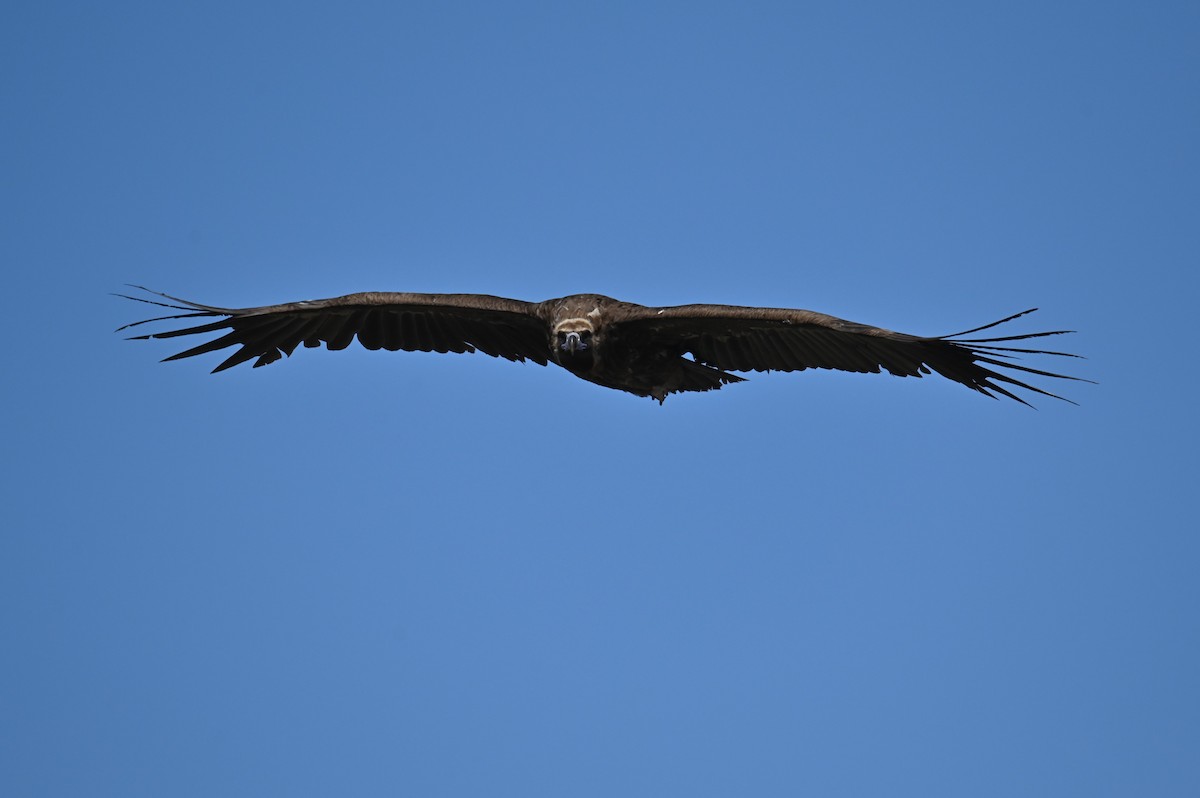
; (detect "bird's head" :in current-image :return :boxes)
[552,318,596,369]
[558,329,592,354]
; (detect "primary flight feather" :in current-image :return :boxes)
[116,286,1089,405]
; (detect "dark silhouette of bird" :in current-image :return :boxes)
[116,286,1089,405]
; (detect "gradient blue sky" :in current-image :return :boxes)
[4,1,1198,795]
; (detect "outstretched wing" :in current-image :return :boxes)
[117,287,551,372]
[610,304,1090,405]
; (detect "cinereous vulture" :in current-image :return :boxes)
[116,286,1089,405]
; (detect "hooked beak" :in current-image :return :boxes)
[564,332,584,354]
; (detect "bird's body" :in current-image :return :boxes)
[117,287,1088,405]
[535,293,744,401]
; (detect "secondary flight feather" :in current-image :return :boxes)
[116,286,1089,405]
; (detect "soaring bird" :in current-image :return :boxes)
[116,286,1088,406]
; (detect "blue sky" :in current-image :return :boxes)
[3,1,1198,795]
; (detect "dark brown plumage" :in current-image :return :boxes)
[116,286,1090,405]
